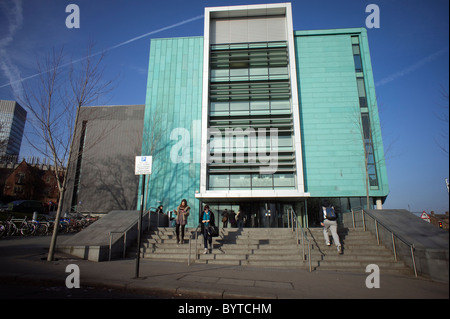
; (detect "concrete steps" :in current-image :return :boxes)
[130,226,414,275]
[307,228,414,275]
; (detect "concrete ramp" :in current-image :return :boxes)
[348,209,449,282]
[57,210,147,262]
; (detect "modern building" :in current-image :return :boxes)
[62,105,145,214]
[139,3,389,228]
[0,99,27,159]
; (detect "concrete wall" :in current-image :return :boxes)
[342,209,449,282]
[63,105,144,213]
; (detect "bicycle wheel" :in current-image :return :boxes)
[20,222,34,236]
[36,223,48,236]
[7,222,17,236]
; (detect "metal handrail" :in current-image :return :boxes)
[188,224,201,266]
[108,210,151,261]
[288,208,312,272]
[352,208,417,277]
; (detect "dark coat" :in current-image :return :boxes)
[200,209,216,233]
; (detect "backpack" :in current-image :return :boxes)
[325,207,336,220]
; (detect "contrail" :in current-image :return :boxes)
[0,0,24,96]
[375,47,449,87]
[0,14,204,89]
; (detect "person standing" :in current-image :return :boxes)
[174,199,190,245]
[319,199,342,254]
[201,205,215,254]
[221,209,229,228]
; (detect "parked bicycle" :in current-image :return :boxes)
[0,212,97,238]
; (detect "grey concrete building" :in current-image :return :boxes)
[62,105,144,214]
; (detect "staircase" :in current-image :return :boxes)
[307,227,413,275]
[130,226,414,275]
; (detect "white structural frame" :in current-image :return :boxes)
[197,3,309,200]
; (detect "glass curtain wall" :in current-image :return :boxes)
[207,42,296,191]
[352,35,379,189]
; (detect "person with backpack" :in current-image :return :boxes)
[319,199,342,254]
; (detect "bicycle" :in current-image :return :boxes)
[3,216,32,236]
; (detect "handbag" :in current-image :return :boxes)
[207,225,219,237]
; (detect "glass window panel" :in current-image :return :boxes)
[271,100,290,111]
[209,174,229,189]
[269,66,288,75]
[250,100,268,110]
[369,175,379,187]
[357,78,366,97]
[230,44,249,50]
[230,68,248,76]
[278,135,293,149]
[354,55,362,72]
[252,174,273,188]
[273,174,295,187]
[210,102,229,114]
[230,174,251,188]
[250,67,268,76]
[230,101,248,110]
[351,36,359,44]
[211,69,229,78]
[359,97,368,108]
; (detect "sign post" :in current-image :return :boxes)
[134,156,152,278]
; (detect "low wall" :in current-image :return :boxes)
[342,209,449,282]
[57,210,150,262]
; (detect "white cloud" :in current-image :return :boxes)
[0,0,24,98]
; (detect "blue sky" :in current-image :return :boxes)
[0,0,448,213]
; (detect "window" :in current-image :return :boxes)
[352,37,363,73]
[357,77,367,108]
[17,173,25,184]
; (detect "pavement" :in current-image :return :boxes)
[0,234,448,300]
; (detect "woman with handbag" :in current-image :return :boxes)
[201,205,215,254]
[174,199,190,245]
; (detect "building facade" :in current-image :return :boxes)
[62,105,145,214]
[139,3,389,228]
[0,100,27,158]
[2,159,62,207]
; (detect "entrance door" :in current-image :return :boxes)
[240,202,283,228]
[204,201,304,228]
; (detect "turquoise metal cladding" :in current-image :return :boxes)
[294,28,389,199]
[139,36,203,227]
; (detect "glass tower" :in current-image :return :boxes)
[0,100,27,159]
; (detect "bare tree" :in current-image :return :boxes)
[350,101,392,211]
[17,44,113,261]
[141,107,167,212]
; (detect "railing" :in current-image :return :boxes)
[288,208,312,272]
[188,224,201,266]
[351,208,418,277]
[108,210,151,261]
